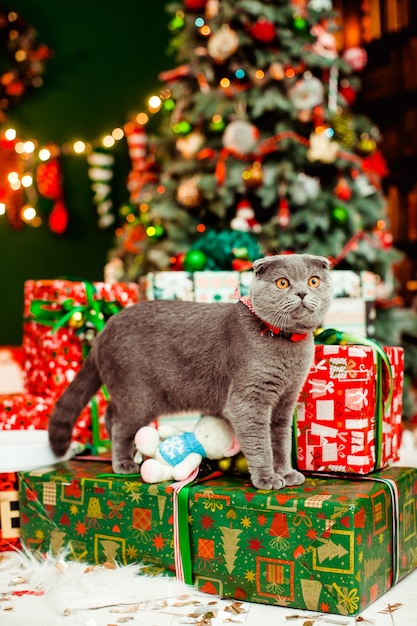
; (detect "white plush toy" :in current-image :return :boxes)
[134,416,240,483]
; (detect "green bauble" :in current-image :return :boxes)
[332,206,349,225]
[293,16,307,31]
[183,249,207,271]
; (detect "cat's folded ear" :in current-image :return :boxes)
[252,255,280,276]
[310,255,331,270]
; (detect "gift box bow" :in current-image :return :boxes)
[26,280,123,341]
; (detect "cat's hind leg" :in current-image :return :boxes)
[107,401,140,474]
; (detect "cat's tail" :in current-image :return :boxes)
[48,349,102,457]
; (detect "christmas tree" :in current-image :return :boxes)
[107,0,416,419]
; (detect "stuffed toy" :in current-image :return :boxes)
[134,415,240,483]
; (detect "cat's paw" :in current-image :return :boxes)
[113,460,140,474]
[250,470,286,491]
[284,469,305,487]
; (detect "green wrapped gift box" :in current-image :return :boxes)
[18,460,417,616]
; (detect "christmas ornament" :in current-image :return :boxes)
[222,119,259,154]
[0,141,24,229]
[331,205,349,225]
[230,199,261,233]
[207,25,239,63]
[339,80,357,106]
[36,157,69,235]
[277,197,290,227]
[176,131,205,159]
[250,18,276,43]
[373,228,393,249]
[290,172,320,204]
[362,151,388,178]
[183,249,207,271]
[293,15,307,31]
[288,74,324,110]
[48,200,69,235]
[354,174,376,197]
[331,111,355,149]
[310,24,337,59]
[343,47,368,71]
[307,132,339,163]
[183,0,207,10]
[307,0,332,10]
[126,123,147,171]
[87,149,115,228]
[175,176,202,208]
[0,9,52,112]
[125,123,151,203]
[206,0,219,19]
[170,251,186,270]
[242,160,263,189]
[357,134,377,154]
[269,62,285,80]
[334,177,352,201]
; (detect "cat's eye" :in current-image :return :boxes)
[308,276,320,288]
[276,278,290,289]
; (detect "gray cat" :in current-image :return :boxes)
[48,254,333,490]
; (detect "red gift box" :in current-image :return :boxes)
[0,471,20,551]
[0,280,139,452]
[23,280,139,396]
[294,331,404,475]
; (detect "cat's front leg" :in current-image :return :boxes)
[270,397,305,488]
[224,399,285,490]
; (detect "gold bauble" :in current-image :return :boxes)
[175,177,202,208]
[234,453,249,475]
[242,161,264,189]
[68,311,84,328]
[217,458,233,473]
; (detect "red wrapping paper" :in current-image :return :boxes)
[23,280,139,396]
[295,344,404,474]
[0,471,20,551]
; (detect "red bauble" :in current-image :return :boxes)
[183,0,207,9]
[339,84,356,105]
[342,47,368,71]
[334,178,352,201]
[250,18,276,43]
[49,200,69,235]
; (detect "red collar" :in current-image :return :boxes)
[237,294,308,342]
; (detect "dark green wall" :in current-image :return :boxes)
[0,1,171,344]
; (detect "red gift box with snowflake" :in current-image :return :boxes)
[294,330,404,475]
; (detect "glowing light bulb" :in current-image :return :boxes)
[8,171,19,184]
[23,141,35,154]
[102,135,115,148]
[22,205,36,221]
[148,95,162,113]
[5,128,16,141]
[112,127,124,141]
[0,203,5,215]
[220,78,230,88]
[15,142,24,154]
[73,140,86,154]
[39,148,51,161]
[21,174,33,187]
[136,112,148,125]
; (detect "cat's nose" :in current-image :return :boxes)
[297,292,307,300]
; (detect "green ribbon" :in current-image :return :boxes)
[27,281,122,336]
[27,280,122,454]
[177,481,195,584]
[311,328,394,470]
